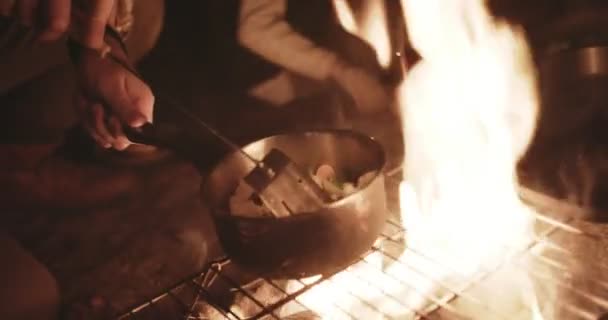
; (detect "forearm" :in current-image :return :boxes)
[238,0,339,81]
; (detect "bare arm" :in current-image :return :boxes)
[238,0,339,81]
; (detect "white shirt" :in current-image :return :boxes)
[238,0,339,82]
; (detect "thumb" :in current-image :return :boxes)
[103,72,155,128]
[124,74,154,127]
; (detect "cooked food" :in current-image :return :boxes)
[229,164,376,218]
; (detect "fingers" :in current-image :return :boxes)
[72,0,115,49]
[77,95,133,150]
[123,73,155,126]
[3,0,71,42]
[89,105,133,150]
[78,95,112,148]
[92,103,114,147]
[99,70,154,128]
[107,116,130,150]
[4,0,114,44]
[82,116,111,149]
[37,0,70,42]
[83,119,111,149]
[74,40,154,150]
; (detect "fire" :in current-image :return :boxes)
[400,0,542,316]
[399,0,538,275]
[399,0,545,315]
[280,0,543,318]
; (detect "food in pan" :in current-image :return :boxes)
[229,164,376,218]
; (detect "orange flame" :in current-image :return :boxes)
[280,0,544,318]
[399,0,543,317]
[399,0,538,274]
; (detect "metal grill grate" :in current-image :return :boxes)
[116,168,608,320]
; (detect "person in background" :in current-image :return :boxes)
[0,0,161,318]
[237,0,391,116]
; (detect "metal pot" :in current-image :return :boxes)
[202,130,388,278]
[103,27,390,274]
[541,45,608,78]
[533,7,608,140]
[519,6,608,222]
[533,43,608,143]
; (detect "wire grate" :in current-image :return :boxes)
[116,169,608,320]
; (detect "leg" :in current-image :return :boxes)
[0,233,60,320]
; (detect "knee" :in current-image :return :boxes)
[22,269,60,320]
[0,234,61,320]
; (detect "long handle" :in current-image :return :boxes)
[103,53,264,167]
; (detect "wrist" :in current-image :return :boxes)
[67,26,129,65]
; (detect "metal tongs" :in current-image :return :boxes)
[91,34,331,218]
[161,108,331,218]
[243,148,331,217]
[147,101,331,218]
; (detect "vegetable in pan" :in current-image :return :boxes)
[229,164,376,218]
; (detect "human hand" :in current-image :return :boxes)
[0,0,114,48]
[329,62,390,115]
[74,41,154,150]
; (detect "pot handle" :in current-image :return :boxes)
[123,123,158,146]
[121,104,226,170]
[122,121,183,147]
[121,111,191,150]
